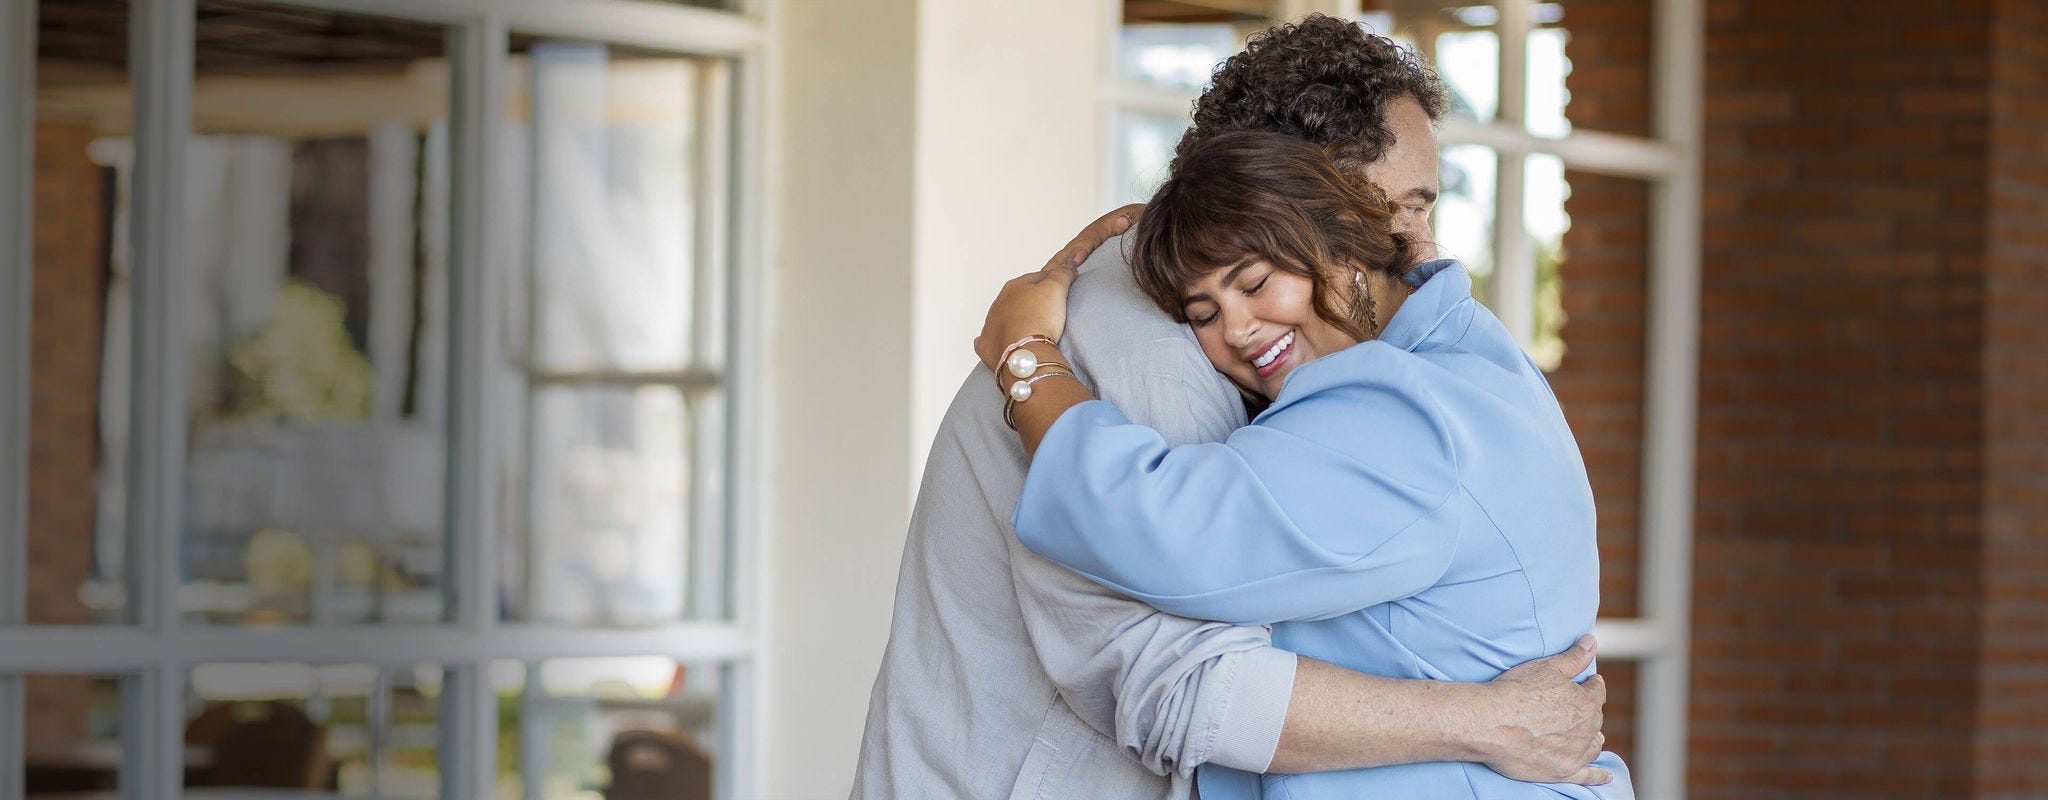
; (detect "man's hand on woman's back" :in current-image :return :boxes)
[1470,634,1612,785]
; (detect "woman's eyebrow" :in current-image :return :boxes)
[1220,260,1255,288]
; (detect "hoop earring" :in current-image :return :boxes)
[1352,269,1380,338]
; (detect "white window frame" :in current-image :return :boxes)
[1102,2,1701,797]
[0,0,768,797]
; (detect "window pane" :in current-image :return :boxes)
[497,40,729,626]
[1117,0,1280,90]
[1526,22,1568,137]
[498,657,728,800]
[185,662,442,797]
[515,41,700,374]
[1357,1,1516,124]
[177,2,452,626]
[641,0,737,9]
[1525,153,1568,370]
[20,674,124,797]
[1116,22,1242,93]
[1111,110,1186,206]
[29,0,130,625]
[513,386,694,626]
[1436,142,1497,305]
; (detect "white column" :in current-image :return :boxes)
[1639,0,1704,797]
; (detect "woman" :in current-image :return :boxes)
[975,130,1632,799]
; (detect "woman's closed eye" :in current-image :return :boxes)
[1184,303,1218,327]
[1244,275,1269,296]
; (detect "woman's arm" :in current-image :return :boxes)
[977,265,1463,626]
[1012,366,1461,625]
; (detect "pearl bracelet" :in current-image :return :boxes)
[1003,369,1073,430]
[998,335,1057,378]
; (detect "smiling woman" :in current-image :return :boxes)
[1124,130,1417,401]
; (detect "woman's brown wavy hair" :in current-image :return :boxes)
[1129,129,1411,343]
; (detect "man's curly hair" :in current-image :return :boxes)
[1178,14,1449,173]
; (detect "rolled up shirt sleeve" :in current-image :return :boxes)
[1013,347,1465,626]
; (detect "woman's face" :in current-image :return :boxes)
[1179,259,1359,401]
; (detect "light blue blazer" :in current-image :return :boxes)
[1014,262,1634,799]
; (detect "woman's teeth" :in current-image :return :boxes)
[1253,331,1295,368]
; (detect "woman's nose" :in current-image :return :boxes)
[1226,308,1258,348]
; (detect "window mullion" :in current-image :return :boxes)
[129,0,192,790]
[1497,0,1530,127]
[445,13,507,800]
[0,676,20,800]
[130,0,192,641]
[448,5,504,638]
[1489,0,1535,346]
[0,0,32,639]
[518,660,546,800]
[1491,151,1534,345]
[440,663,499,800]
[728,36,769,796]
[691,59,735,621]
[123,666,184,800]
[1437,119,1682,180]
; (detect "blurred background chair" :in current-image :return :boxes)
[604,728,712,800]
[193,701,333,789]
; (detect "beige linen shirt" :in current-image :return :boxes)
[849,233,1298,800]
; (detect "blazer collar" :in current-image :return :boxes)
[1378,259,1468,352]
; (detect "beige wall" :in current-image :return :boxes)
[763,0,1104,796]
[763,1,917,797]
[909,0,1105,475]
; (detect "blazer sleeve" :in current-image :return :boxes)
[1013,348,1464,626]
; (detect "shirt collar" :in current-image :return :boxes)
[1377,259,1468,352]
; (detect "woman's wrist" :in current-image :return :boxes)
[997,341,1076,428]
[992,340,1070,390]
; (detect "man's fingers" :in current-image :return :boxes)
[1105,204,1143,235]
[1562,765,1613,786]
[1585,672,1608,705]
[1046,204,1149,270]
[1540,635,1597,678]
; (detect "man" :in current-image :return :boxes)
[851,16,1610,799]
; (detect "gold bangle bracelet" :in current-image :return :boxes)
[1003,369,1074,430]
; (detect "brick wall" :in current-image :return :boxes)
[1979,0,2048,796]
[1693,1,2005,796]
[1553,0,2047,796]
[1679,0,2048,797]
[26,119,108,747]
